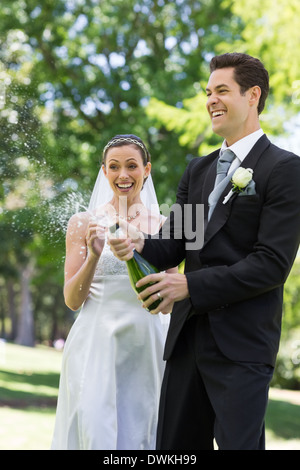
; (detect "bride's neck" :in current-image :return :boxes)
[110,196,143,213]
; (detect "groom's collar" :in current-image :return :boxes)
[221,128,264,164]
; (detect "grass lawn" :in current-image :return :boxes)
[266,388,300,450]
[0,341,61,450]
[0,341,300,450]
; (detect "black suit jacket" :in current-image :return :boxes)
[142,135,300,366]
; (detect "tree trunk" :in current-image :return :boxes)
[7,279,18,340]
[0,284,6,338]
[15,263,35,347]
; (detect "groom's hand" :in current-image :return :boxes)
[136,272,189,315]
[108,219,145,261]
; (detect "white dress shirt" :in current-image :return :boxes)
[221,128,264,173]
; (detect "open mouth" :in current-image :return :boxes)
[116,182,134,191]
[211,110,226,119]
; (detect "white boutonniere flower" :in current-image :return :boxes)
[223,167,254,204]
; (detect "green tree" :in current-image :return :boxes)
[273,259,300,389]
[0,0,236,342]
[223,0,300,110]
[145,0,300,156]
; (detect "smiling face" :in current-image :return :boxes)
[206,67,261,146]
[102,144,151,206]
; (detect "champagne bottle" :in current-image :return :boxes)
[109,224,162,311]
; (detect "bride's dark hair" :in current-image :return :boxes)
[102,134,151,167]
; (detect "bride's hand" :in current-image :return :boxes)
[108,219,145,261]
[85,221,106,258]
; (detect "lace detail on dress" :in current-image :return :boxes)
[94,241,128,277]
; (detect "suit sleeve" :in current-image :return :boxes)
[186,154,300,312]
[141,161,192,270]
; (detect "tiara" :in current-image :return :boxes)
[103,137,146,155]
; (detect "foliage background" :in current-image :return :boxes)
[0,0,300,388]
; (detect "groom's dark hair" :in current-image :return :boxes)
[210,52,269,114]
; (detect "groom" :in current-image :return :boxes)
[109,53,300,450]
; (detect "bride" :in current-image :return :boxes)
[51,134,177,450]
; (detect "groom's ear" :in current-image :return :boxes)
[248,85,261,110]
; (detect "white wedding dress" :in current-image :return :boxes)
[51,241,169,450]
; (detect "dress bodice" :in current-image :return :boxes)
[94,240,128,277]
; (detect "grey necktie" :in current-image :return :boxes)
[208,149,236,220]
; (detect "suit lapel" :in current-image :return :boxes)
[203,135,271,247]
[201,150,219,223]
